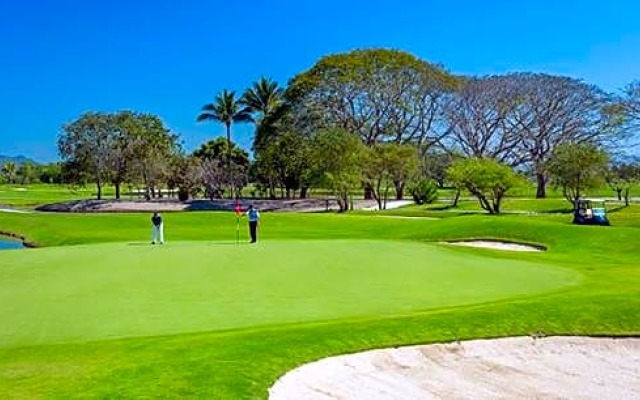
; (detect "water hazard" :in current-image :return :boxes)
[0,238,24,250]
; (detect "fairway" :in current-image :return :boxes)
[0,240,577,348]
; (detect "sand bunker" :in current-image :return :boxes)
[443,240,544,252]
[269,336,640,400]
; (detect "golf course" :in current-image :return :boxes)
[2,1,640,397]
[0,205,639,398]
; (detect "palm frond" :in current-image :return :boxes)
[197,113,220,122]
[233,113,254,123]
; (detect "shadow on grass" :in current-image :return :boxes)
[126,241,248,247]
[607,205,629,213]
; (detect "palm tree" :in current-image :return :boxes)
[241,77,285,150]
[197,89,253,197]
[197,89,253,167]
[2,162,17,184]
[241,77,284,119]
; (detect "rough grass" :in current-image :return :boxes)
[0,211,638,398]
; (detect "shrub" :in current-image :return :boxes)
[410,179,438,205]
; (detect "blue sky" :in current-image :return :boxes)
[1,0,639,162]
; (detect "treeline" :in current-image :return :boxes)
[53,48,640,211]
[0,161,62,185]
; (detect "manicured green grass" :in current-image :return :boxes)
[0,211,638,398]
[0,240,577,348]
[0,184,101,207]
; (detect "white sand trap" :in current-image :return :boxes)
[0,208,31,214]
[269,336,640,400]
[362,200,414,211]
[443,240,544,252]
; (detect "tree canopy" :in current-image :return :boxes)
[310,129,366,212]
[447,158,522,214]
[287,48,459,147]
[546,142,609,205]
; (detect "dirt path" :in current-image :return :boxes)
[269,336,640,400]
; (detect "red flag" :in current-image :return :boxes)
[234,202,242,216]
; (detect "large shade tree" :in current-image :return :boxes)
[287,49,458,200]
[58,112,119,199]
[624,81,640,128]
[363,143,419,210]
[606,159,640,206]
[193,137,250,198]
[254,131,312,199]
[442,76,521,165]
[125,113,180,200]
[287,49,459,147]
[504,73,612,198]
[310,129,366,212]
[546,142,609,205]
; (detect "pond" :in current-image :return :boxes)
[0,238,24,250]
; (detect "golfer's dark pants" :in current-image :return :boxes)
[249,221,258,242]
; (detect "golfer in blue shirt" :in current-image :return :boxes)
[246,205,260,243]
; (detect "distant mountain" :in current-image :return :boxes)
[0,155,40,165]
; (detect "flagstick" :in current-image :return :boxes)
[234,199,241,246]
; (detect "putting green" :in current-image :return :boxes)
[0,240,578,348]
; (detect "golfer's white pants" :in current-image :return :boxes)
[152,224,164,244]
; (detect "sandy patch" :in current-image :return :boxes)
[443,240,544,252]
[0,208,31,214]
[362,200,414,211]
[269,336,640,400]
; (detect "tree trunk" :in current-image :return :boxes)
[616,188,622,201]
[300,187,308,199]
[536,173,546,198]
[452,189,461,207]
[476,193,493,214]
[394,180,404,200]
[285,187,291,199]
[493,197,501,214]
[96,181,102,200]
[624,188,630,207]
[374,195,382,211]
[337,194,348,213]
[115,182,121,200]
[363,185,373,200]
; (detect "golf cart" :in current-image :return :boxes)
[573,198,610,226]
